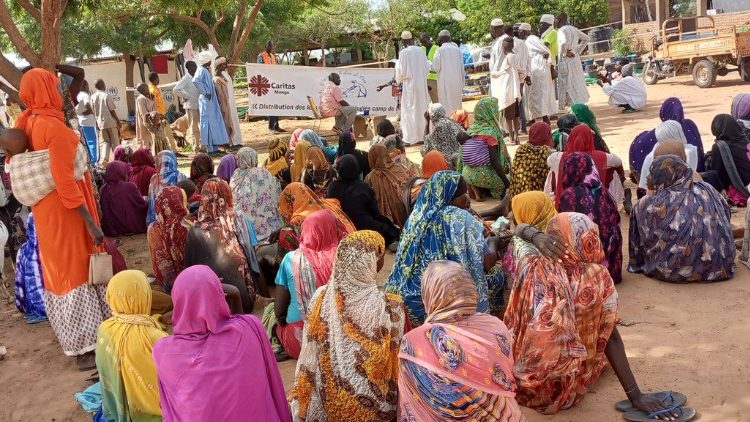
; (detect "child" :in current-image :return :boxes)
[0,128,29,158]
[176,179,200,215]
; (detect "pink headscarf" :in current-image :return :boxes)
[152,265,291,421]
[289,128,304,150]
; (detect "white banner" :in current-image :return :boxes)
[245,63,398,117]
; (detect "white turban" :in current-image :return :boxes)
[438,29,450,37]
[401,31,413,40]
[655,120,688,145]
[540,14,554,25]
[491,18,504,27]
[518,23,532,31]
[197,51,212,65]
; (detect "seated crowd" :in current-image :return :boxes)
[10,66,746,422]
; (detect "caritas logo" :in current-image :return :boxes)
[249,75,271,97]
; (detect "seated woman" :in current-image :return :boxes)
[148,186,190,292]
[337,131,370,178]
[113,145,133,164]
[153,265,291,422]
[216,153,238,182]
[230,147,283,244]
[552,114,578,151]
[460,97,511,199]
[508,121,554,198]
[302,145,336,196]
[189,153,215,194]
[129,148,156,197]
[408,150,450,211]
[702,114,750,206]
[288,128,304,150]
[547,124,625,207]
[365,144,410,227]
[571,103,610,152]
[630,155,734,282]
[631,97,705,186]
[386,170,504,326]
[263,209,343,360]
[638,120,698,192]
[371,118,396,145]
[398,261,527,422]
[264,138,291,188]
[327,155,400,246]
[507,211,688,419]
[97,270,167,422]
[291,140,311,183]
[384,133,421,177]
[290,231,405,421]
[731,93,750,129]
[421,103,465,165]
[147,150,187,224]
[185,178,256,313]
[299,128,326,149]
[558,153,623,283]
[100,161,148,237]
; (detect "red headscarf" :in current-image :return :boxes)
[556,125,609,207]
[422,150,449,178]
[528,121,554,147]
[15,68,66,131]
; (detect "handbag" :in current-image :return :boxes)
[88,252,113,285]
[8,142,88,207]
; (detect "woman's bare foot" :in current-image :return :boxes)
[469,185,485,202]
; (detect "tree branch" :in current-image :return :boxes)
[229,0,249,56]
[211,11,225,33]
[0,52,22,92]
[14,0,41,22]
[0,0,40,66]
[230,0,264,65]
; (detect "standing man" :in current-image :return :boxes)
[75,80,98,164]
[135,83,155,151]
[525,27,557,124]
[258,40,284,133]
[193,52,229,154]
[148,72,178,151]
[431,30,464,115]
[90,79,121,165]
[513,23,531,134]
[556,13,591,109]
[172,61,201,151]
[215,56,243,147]
[489,18,506,97]
[320,72,357,133]
[212,56,236,144]
[493,37,523,144]
[540,14,558,64]
[396,31,431,145]
[420,32,439,104]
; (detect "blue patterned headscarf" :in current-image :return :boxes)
[386,170,488,325]
[299,129,326,148]
[15,213,46,321]
[147,150,187,224]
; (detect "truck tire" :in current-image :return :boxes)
[642,63,659,85]
[741,58,750,82]
[692,60,717,88]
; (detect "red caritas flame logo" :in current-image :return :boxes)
[249,75,271,97]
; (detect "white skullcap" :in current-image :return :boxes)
[197,51,212,65]
[438,29,450,37]
[401,30,413,40]
[540,14,554,25]
[518,23,532,31]
[491,18,504,27]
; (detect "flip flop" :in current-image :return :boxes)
[623,406,696,422]
[615,391,687,413]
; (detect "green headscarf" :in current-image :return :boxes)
[469,97,506,141]
[571,103,600,136]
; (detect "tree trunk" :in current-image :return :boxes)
[0,53,22,92]
[39,0,66,71]
[227,0,265,75]
[124,54,136,115]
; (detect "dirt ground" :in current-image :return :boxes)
[2,73,750,422]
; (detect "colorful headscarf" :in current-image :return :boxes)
[190,153,215,192]
[451,108,470,129]
[731,93,750,128]
[528,121,553,147]
[265,138,289,176]
[365,144,410,227]
[570,103,600,136]
[114,145,133,163]
[148,186,189,291]
[468,96,505,141]
[279,182,356,232]
[511,191,556,231]
[289,128,304,150]
[556,125,609,207]
[216,154,238,182]
[147,150,187,224]
[299,129,326,148]
[658,97,705,170]
[130,148,156,196]
[291,140,311,182]
[153,265,291,421]
[291,230,403,421]
[230,147,283,242]
[97,270,166,421]
[397,260,522,421]
[15,68,65,130]
[422,150,449,178]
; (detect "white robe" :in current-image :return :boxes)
[431,42,465,114]
[221,70,243,145]
[557,25,590,108]
[525,35,557,119]
[513,38,530,80]
[396,45,431,145]
[489,35,508,75]
[603,76,647,110]
[491,52,522,111]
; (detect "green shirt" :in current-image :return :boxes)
[542,28,558,65]
[423,44,438,80]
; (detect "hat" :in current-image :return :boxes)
[438,29,450,37]
[197,51,212,65]
[214,56,227,67]
[401,31,413,40]
[621,64,635,77]
[518,23,532,31]
[491,18,504,27]
[540,14,554,25]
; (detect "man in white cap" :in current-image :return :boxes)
[514,23,532,133]
[539,14,557,64]
[192,51,229,154]
[488,18,506,95]
[525,23,557,123]
[556,12,591,108]
[431,29,464,115]
[214,56,243,147]
[599,62,647,113]
[396,30,431,145]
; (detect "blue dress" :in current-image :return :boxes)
[192,66,229,152]
[14,213,47,322]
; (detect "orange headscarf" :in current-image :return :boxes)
[15,68,66,131]
[279,182,356,232]
[365,144,409,227]
[421,150,449,178]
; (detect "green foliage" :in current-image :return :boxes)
[611,28,634,56]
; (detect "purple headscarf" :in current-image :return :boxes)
[99,161,148,237]
[152,265,291,422]
[731,93,750,128]
[217,154,238,182]
[630,97,705,175]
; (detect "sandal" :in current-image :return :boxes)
[623,406,696,422]
[76,351,97,371]
[615,391,687,413]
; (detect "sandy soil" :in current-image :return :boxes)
[2,73,750,422]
